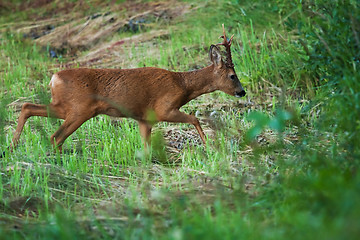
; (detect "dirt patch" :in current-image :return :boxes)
[71,29,171,68]
[18,0,103,20]
[11,0,191,59]
[0,1,13,13]
[19,0,56,10]
[1,196,47,217]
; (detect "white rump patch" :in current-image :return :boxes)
[49,74,62,88]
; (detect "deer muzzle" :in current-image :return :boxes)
[235,90,246,98]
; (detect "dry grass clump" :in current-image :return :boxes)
[11,1,191,57]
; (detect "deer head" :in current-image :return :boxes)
[209,24,245,98]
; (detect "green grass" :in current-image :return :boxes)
[0,0,359,239]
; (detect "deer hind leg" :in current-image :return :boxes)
[10,102,65,151]
[158,110,206,145]
[50,113,93,152]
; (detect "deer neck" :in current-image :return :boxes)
[179,65,217,101]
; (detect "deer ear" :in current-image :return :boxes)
[209,45,223,67]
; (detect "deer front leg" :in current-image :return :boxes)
[138,121,152,148]
[158,110,206,145]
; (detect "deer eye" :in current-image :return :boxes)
[230,75,236,80]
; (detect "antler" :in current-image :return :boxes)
[217,24,235,68]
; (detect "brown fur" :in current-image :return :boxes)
[9,44,245,153]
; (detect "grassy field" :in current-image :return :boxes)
[0,0,359,239]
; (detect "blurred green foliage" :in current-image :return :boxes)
[287,0,360,156]
[0,0,359,239]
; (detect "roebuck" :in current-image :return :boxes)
[3,25,245,156]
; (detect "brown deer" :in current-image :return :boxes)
[3,25,245,156]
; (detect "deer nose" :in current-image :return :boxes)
[235,90,246,98]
